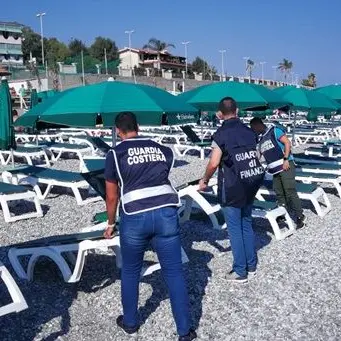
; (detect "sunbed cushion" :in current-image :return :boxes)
[8,166,85,182]
[83,159,105,172]
[294,153,341,163]
[15,146,44,153]
[253,200,278,211]
[0,182,29,195]
[12,230,107,248]
[296,163,340,170]
[48,143,89,150]
[296,172,338,179]
[262,180,317,193]
[181,125,211,144]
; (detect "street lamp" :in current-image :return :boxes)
[219,50,226,81]
[124,30,136,83]
[36,12,46,65]
[243,56,250,77]
[181,41,191,78]
[259,61,266,83]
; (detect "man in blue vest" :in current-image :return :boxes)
[104,112,196,341]
[199,97,265,283]
[250,117,306,229]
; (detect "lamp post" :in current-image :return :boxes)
[124,29,136,83]
[219,50,226,81]
[181,41,190,78]
[104,48,108,75]
[259,61,266,83]
[36,12,46,65]
[243,56,250,77]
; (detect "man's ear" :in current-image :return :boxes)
[115,127,120,135]
[236,108,239,115]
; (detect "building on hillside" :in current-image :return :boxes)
[0,22,24,66]
[118,48,186,74]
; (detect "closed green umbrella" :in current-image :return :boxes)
[179,81,290,111]
[315,85,341,104]
[30,89,39,109]
[0,79,16,165]
[15,81,198,128]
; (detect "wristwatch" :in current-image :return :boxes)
[283,157,289,161]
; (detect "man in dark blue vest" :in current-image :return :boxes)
[199,97,265,283]
[250,117,306,229]
[104,112,196,341]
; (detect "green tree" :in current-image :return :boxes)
[21,27,42,63]
[301,73,317,88]
[90,36,118,61]
[246,59,255,78]
[277,58,293,81]
[68,38,88,57]
[45,38,69,63]
[191,57,216,79]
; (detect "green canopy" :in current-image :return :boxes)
[273,86,341,113]
[0,79,16,150]
[179,82,290,111]
[315,85,341,104]
[38,90,58,101]
[30,89,39,109]
[15,81,198,128]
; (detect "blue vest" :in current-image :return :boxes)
[258,126,285,174]
[213,118,265,208]
[111,137,180,215]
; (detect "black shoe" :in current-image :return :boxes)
[116,315,139,334]
[296,215,306,229]
[179,329,197,341]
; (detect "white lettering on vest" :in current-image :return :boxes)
[240,166,264,179]
[260,140,275,154]
[235,151,257,161]
[127,147,166,165]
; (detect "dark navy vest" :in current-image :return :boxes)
[258,126,285,174]
[111,137,180,215]
[213,118,265,208]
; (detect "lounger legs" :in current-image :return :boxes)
[0,263,28,317]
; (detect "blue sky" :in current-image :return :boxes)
[2,0,340,85]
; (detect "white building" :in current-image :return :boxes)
[118,47,186,73]
[0,22,24,66]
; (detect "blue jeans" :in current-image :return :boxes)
[222,204,257,278]
[119,206,190,336]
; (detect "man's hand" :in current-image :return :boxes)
[283,160,290,171]
[198,178,208,191]
[103,226,115,239]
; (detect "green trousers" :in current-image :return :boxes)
[273,161,303,218]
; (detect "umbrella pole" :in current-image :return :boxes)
[292,110,297,147]
[11,148,14,168]
[112,126,116,148]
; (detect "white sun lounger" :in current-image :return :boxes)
[8,222,189,283]
[294,153,341,166]
[0,181,43,223]
[0,146,51,167]
[305,146,341,158]
[45,143,92,163]
[177,183,295,241]
[257,181,331,217]
[2,166,101,206]
[0,261,28,317]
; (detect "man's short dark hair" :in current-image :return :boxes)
[115,112,138,133]
[250,117,264,126]
[218,97,237,116]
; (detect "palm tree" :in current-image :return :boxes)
[143,38,175,52]
[143,38,175,70]
[277,58,293,81]
[246,59,255,78]
[307,73,317,87]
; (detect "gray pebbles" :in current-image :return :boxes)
[0,147,341,341]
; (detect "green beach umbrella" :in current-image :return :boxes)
[15,81,198,128]
[30,89,39,109]
[179,82,290,111]
[273,86,341,113]
[0,79,16,165]
[315,85,341,104]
